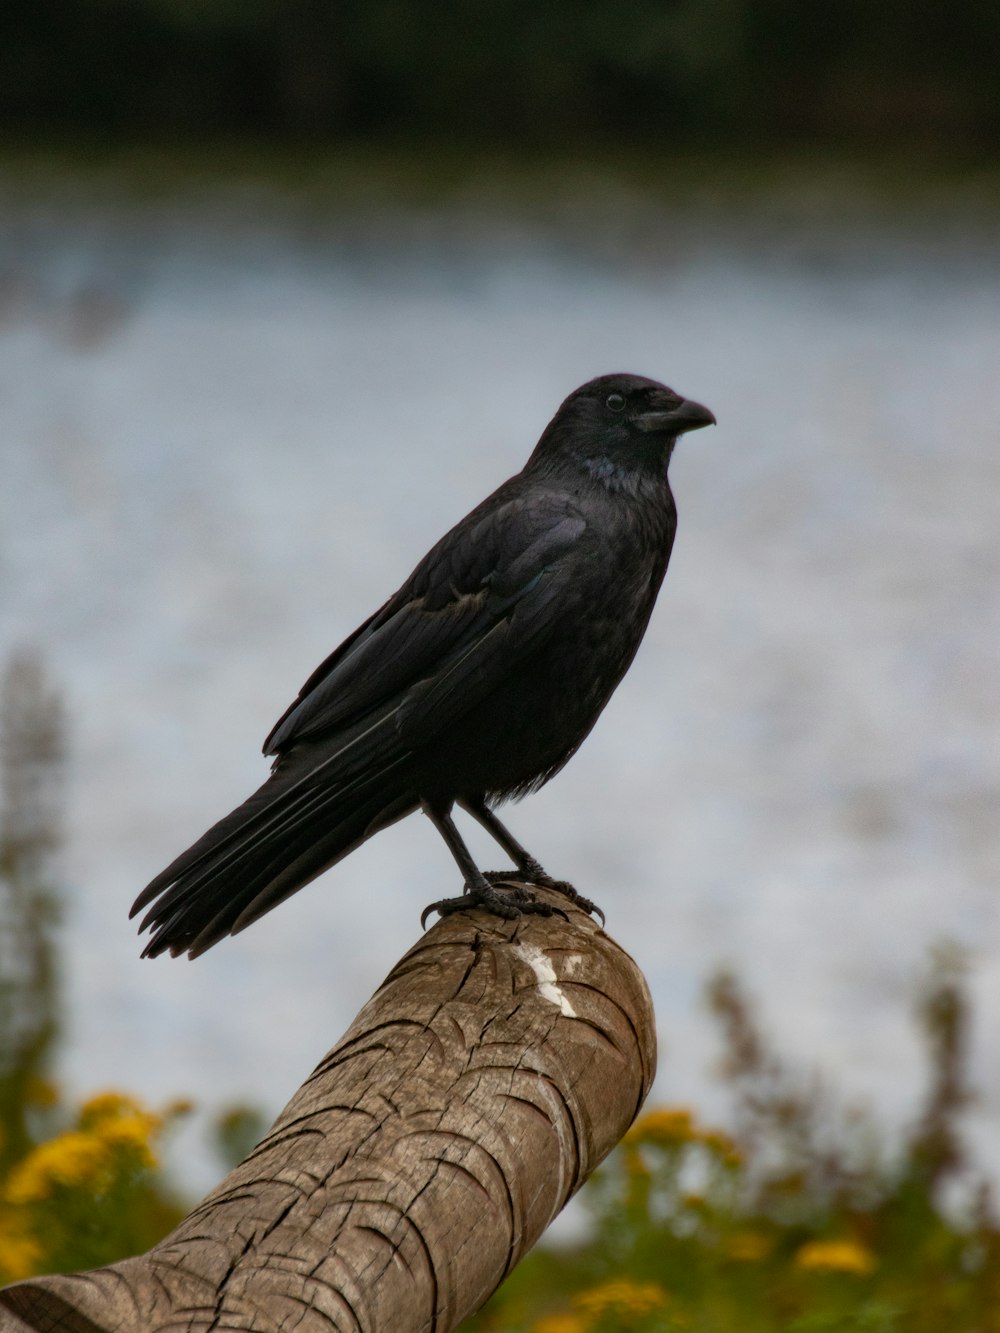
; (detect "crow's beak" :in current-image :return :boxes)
[635,397,716,436]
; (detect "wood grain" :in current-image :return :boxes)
[0,885,656,1332]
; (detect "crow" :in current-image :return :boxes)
[132,373,715,958]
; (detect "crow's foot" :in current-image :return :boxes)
[483,862,605,926]
[421,877,565,929]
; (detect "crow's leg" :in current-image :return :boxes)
[459,797,605,925]
[419,798,562,928]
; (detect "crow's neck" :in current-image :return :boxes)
[531,444,676,503]
[577,453,674,499]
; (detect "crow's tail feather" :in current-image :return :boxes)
[132,751,415,959]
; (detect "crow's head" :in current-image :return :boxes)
[530,373,715,484]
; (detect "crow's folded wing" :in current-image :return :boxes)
[263,497,588,755]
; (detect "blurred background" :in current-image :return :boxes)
[1,0,998,1250]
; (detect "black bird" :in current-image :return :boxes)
[132,373,715,958]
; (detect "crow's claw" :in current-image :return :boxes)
[421,878,561,929]
[483,868,605,926]
[543,880,606,926]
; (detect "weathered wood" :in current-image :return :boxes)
[0,885,656,1333]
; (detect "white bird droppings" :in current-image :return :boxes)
[513,943,578,1017]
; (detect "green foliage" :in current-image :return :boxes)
[467,958,1000,1333]
[212,1103,269,1171]
[0,1090,191,1280]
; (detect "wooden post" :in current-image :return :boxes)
[0,885,656,1332]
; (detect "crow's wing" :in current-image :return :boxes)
[263,493,589,756]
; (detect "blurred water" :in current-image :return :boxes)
[1,174,998,1197]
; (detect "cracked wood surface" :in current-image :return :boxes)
[0,885,656,1333]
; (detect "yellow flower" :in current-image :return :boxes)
[79,1091,155,1131]
[5,1131,108,1203]
[794,1239,877,1275]
[94,1115,158,1170]
[78,1090,162,1166]
[79,1090,139,1120]
[574,1278,669,1323]
[625,1108,696,1146]
[533,1316,588,1333]
[724,1230,773,1262]
[0,1218,42,1282]
[5,1091,164,1205]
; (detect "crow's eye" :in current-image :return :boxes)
[605,393,626,412]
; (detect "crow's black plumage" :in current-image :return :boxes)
[132,373,715,958]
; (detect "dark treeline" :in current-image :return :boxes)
[2,0,998,148]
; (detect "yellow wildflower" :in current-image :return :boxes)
[724,1230,773,1262]
[5,1131,108,1203]
[79,1091,155,1131]
[77,1090,162,1167]
[0,1226,42,1282]
[533,1315,588,1333]
[625,1107,696,1146]
[574,1278,669,1323]
[5,1091,164,1205]
[794,1239,877,1275]
[94,1115,158,1170]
